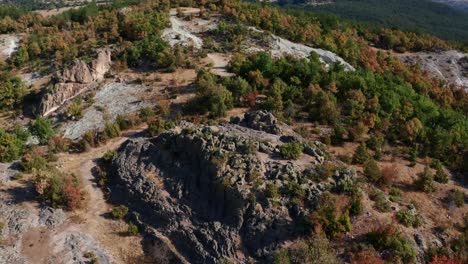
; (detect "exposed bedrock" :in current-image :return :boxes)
[38,49,111,116]
[109,112,355,263]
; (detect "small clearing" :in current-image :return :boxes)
[0,34,20,59]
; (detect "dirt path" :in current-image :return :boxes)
[56,126,147,263]
[207,53,234,77]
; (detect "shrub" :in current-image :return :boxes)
[66,98,84,120]
[431,158,449,183]
[353,143,370,164]
[364,159,382,183]
[127,222,139,236]
[274,237,340,264]
[0,129,26,162]
[265,183,279,199]
[314,162,336,182]
[366,225,416,263]
[139,107,156,122]
[415,166,436,193]
[349,195,363,216]
[30,117,55,144]
[102,150,116,163]
[111,205,129,220]
[381,165,399,187]
[369,189,391,212]
[21,149,49,173]
[147,118,175,136]
[396,210,423,228]
[34,170,84,210]
[287,182,305,199]
[446,190,465,208]
[331,124,345,145]
[238,140,257,155]
[48,136,70,153]
[102,122,121,139]
[279,143,304,160]
[314,194,352,239]
[389,188,403,202]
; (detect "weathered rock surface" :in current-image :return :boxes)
[396,50,468,89]
[109,112,355,263]
[0,194,112,264]
[38,49,112,116]
[235,110,282,135]
[245,27,355,71]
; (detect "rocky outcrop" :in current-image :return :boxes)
[232,110,282,135]
[38,49,111,116]
[0,194,112,264]
[109,113,355,263]
[395,50,468,89]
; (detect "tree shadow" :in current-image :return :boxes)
[2,182,37,204]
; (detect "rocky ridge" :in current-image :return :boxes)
[108,111,356,263]
[38,49,112,117]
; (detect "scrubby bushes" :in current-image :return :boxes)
[127,222,139,236]
[445,190,465,208]
[353,143,370,164]
[366,224,416,263]
[415,166,436,193]
[0,128,27,162]
[369,189,391,212]
[30,117,55,145]
[396,210,424,228]
[112,205,129,220]
[279,143,304,160]
[34,170,84,210]
[273,237,340,264]
[186,70,233,118]
[364,159,381,183]
[313,193,352,239]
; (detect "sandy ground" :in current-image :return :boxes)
[55,125,148,263]
[207,53,234,77]
[329,140,467,249]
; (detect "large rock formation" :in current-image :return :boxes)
[108,112,355,263]
[38,49,112,116]
[395,50,468,90]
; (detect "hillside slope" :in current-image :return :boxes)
[280,0,468,42]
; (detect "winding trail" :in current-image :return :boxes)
[56,126,147,263]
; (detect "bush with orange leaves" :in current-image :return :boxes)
[352,250,384,264]
[380,165,399,187]
[429,256,463,264]
[34,169,85,210]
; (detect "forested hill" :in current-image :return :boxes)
[277,0,468,42]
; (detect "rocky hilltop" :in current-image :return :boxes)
[108,111,355,263]
[38,49,111,116]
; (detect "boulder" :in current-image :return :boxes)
[38,49,112,116]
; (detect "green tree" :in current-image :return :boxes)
[364,159,382,183]
[353,143,370,164]
[30,117,55,144]
[415,166,436,192]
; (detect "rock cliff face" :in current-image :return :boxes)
[38,49,111,116]
[109,112,355,263]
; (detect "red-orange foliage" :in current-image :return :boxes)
[352,250,384,264]
[381,165,399,186]
[429,256,463,264]
[63,175,84,210]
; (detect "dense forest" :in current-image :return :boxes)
[276,0,468,43]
